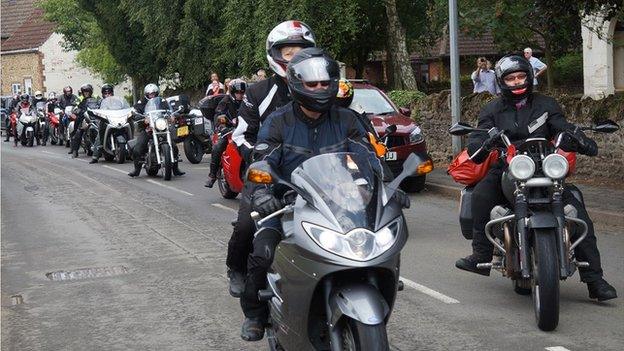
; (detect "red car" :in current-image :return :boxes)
[350,81,433,192]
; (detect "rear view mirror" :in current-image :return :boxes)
[593,119,620,133]
[448,122,475,136]
[386,153,432,199]
[399,107,411,117]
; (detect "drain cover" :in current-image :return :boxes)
[46,266,129,281]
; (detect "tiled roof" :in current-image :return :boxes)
[1,2,55,52]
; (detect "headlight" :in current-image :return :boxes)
[409,127,424,144]
[303,217,401,261]
[154,117,168,131]
[508,154,535,180]
[542,153,568,179]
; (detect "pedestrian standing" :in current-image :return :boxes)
[523,47,547,88]
[205,72,225,96]
[471,57,499,95]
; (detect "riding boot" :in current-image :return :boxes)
[128,160,142,177]
[173,162,185,176]
[205,174,217,188]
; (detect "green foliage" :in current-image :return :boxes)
[387,90,426,108]
[553,52,583,84]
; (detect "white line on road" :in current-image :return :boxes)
[399,276,460,304]
[212,203,237,213]
[546,347,572,351]
[146,179,194,196]
[102,165,128,175]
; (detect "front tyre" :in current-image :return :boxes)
[341,318,389,351]
[116,142,126,164]
[184,137,204,164]
[162,143,173,181]
[531,229,560,331]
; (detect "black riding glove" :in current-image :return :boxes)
[392,189,410,209]
[571,128,598,156]
[252,188,283,217]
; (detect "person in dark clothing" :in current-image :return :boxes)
[70,84,100,158]
[89,84,115,163]
[455,55,617,301]
[46,92,58,113]
[225,20,317,301]
[127,83,185,177]
[32,91,46,107]
[4,93,20,142]
[57,86,78,110]
[239,47,404,341]
[205,79,247,188]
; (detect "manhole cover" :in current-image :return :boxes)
[46,266,129,281]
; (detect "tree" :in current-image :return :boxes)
[384,0,418,90]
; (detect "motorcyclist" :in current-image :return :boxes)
[239,48,402,341]
[46,92,58,113]
[12,94,33,146]
[226,20,317,301]
[58,86,78,109]
[69,84,100,158]
[127,83,185,177]
[4,93,20,142]
[90,84,115,164]
[205,78,247,188]
[32,91,46,106]
[454,55,617,301]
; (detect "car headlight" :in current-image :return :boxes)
[409,126,424,143]
[303,217,401,261]
[508,154,535,181]
[542,153,568,179]
[154,117,168,131]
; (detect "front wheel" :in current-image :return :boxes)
[184,137,204,164]
[531,229,560,331]
[341,318,389,351]
[162,144,173,181]
[27,132,34,147]
[116,142,126,164]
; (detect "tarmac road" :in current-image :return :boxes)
[2,144,622,350]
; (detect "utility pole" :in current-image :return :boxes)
[449,0,461,155]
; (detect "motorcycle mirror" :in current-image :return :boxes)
[386,153,431,196]
[448,122,475,136]
[399,107,411,117]
[593,119,620,133]
[385,124,397,136]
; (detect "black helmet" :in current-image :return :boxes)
[101,83,114,96]
[19,94,30,102]
[286,48,339,113]
[80,83,93,96]
[228,79,246,99]
[63,86,73,96]
[495,55,534,101]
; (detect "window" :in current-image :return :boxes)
[24,78,32,95]
[12,83,21,95]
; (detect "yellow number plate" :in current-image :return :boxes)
[177,125,189,137]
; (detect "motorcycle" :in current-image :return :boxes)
[212,115,243,198]
[449,119,620,331]
[167,95,213,164]
[61,105,74,147]
[16,106,37,147]
[35,102,48,146]
[89,96,133,163]
[48,106,62,145]
[247,152,427,351]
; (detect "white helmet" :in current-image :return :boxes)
[266,20,316,77]
[34,90,43,99]
[144,83,159,98]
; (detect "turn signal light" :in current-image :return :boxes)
[247,169,273,184]
[368,132,387,158]
[417,159,434,175]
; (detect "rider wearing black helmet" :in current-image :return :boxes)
[205,79,247,188]
[69,84,100,158]
[225,20,317,303]
[89,84,116,163]
[238,47,387,341]
[455,55,616,302]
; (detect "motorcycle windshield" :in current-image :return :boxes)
[291,152,378,232]
[99,96,129,110]
[144,97,167,114]
[84,97,100,109]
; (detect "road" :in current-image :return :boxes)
[2,144,623,350]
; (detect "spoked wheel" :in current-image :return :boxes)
[217,168,238,199]
[162,144,173,181]
[341,318,389,351]
[531,229,560,331]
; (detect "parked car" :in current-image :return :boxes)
[350,81,432,192]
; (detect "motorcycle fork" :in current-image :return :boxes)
[165,131,175,161]
[551,191,568,278]
[152,132,161,164]
[323,278,342,351]
[514,194,530,279]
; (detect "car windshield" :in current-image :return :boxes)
[291,152,378,232]
[350,88,395,115]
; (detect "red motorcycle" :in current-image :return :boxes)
[9,111,18,145]
[211,117,244,198]
[47,106,62,145]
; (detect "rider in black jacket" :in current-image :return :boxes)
[455,55,617,301]
[70,84,100,158]
[225,20,317,301]
[90,84,115,163]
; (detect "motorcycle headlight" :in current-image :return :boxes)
[409,126,424,144]
[508,154,535,181]
[154,117,168,131]
[303,217,401,261]
[542,153,568,179]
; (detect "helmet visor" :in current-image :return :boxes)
[290,57,333,83]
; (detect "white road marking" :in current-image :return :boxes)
[212,203,237,213]
[102,165,128,175]
[546,347,572,351]
[146,179,194,196]
[193,166,210,170]
[399,276,460,304]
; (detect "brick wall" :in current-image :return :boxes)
[1,52,44,95]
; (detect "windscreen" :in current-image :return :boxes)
[350,88,395,115]
[99,96,129,110]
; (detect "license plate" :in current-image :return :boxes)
[177,125,189,137]
[385,151,397,161]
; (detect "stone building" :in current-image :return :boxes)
[582,15,624,99]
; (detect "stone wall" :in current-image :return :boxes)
[0,52,44,95]
[413,91,624,182]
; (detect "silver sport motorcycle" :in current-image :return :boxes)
[89,96,133,163]
[248,152,427,351]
